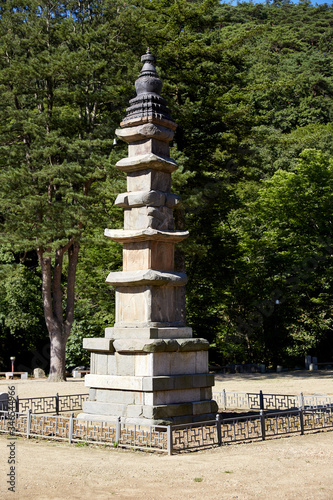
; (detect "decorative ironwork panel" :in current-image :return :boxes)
[172,422,218,451]
[0,411,28,435]
[247,393,261,409]
[59,394,89,413]
[19,397,56,414]
[303,408,333,431]
[213,392,225,409]
[72,420,117,444]
[18,394,89,414]
[303,396,333,410]
[263,395,299,411]
[226,392,250,409]
[265,411,301,436]
[119,424,168,451]
[222,416,261,442]
[29,415,70,440]
[14,413,28,435]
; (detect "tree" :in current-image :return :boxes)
[230,149,333,366]
[0,0,137,380]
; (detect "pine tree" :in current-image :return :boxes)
[0,0,139,380]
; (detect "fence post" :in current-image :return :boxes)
[15,396,19,413]
[222,389,227,410]
[299,407,304,435]
[216,414,222,446]
[68,412,74,444]
[299,392,304,411]
[260,409,266,441]
[259,390,264,411]
[26,409,32,439]
[167,425,173,455]
[116,416,121,445]
[55,393,59,415]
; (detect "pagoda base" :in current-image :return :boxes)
[81,345,218,425]
[77,411,218,427]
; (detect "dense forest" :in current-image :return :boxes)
[0,0,332,374]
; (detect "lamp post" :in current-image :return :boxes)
[10,356,15,373]
[274,300,280,370]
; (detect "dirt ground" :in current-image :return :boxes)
[0,370,332,499]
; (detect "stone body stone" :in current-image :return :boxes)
[79,50,216,425]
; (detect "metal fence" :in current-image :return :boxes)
[1,406,333,455]
[0,410,170,453]
[213,390,333,411]
[6,391,333,415]
[14,393,89,414]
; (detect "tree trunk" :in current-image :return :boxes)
[48,329,68,382]
[37,241,80,382]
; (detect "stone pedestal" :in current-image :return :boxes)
[79,50,217,425]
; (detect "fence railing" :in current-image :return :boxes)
[212,390,333,411]
[2,391,332,415]
[12,393,90,414]
[0,410,170,453]
[1,406,333,455]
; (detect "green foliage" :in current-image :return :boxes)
[1,0,333,370]
[0,248,48,369]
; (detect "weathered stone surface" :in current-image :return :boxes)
[107,269,187,287]
[115,190,168,208]
[150,388,202,405]
[95,388,136,405]
[113,339,171,353]
[123,241,175,272]
[94,354,108,375]
[192,373,215,388]
[120,114,177,132]
[33,368,45,378]
[195,351,209,373]
[151,402,193,419]
[177,338,210,351]
[105,326,193,339]
[115,353,135,376]
[128,138,170,158]
[114,190,180,209]
[124,205,174,231]
[104,227,189,243]
[83,338,114,352]
[83,400,143,417]
[112,338,210,353]
[85,374,144,391]
[116,123,175,143]
[89,388,96,400]
[127,170,171,193]
[116,153,177,173]
[114,286,186,328]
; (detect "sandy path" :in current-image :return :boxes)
[0,371,332,499]
[0,428,332,499]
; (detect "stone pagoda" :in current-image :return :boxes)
[80,50,217,425]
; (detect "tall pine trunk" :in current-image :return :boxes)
[37,241,80,382]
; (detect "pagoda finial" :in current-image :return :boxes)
[121,51,175,125]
